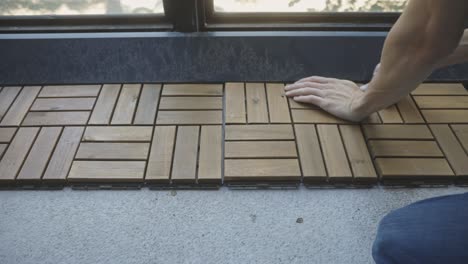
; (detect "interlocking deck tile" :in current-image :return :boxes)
[162,84,223,96]
[266,83,291,123]
[159,97,222,110]
[225,125,295,140]
[31,98,96,111]
[375,158,454,178]
[224,159,301,181]
[0,127,17,143]
[411,83,467,95]
[246,83,269,123]
[39,85,101,97]
[88,84,121,125]
[83,126,152,142]
[225,83,246,124]
[22,112,90,126]
[134,84,161,125]
[294,124,327,182]
[76,143,150,160]
[0,144,6,158]
[146,126,176,183]
[68,161,145,182]
[414,96,468,109]
[1,86,41,126]
[369,140,444,158]
[397,95,425,123]
[430,125,468,176]
[317,125,352,182]
[378,105,403,123]
[451,125,468,153]
[422,110,468,123]
[156,111,222,125]
[292,109,349,124]
[0,86,22,121]
[225,141,297,158]
[363,125,433,139]
[111,84,141,125]
[198,126,222,183]
[171,126,199,183]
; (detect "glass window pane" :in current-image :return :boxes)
[214,0,407,13]
[1,0,164,16]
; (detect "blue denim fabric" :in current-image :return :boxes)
[373,192,468,264]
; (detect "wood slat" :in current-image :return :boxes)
[225,125,294,140]
[42,127,84,181]
[146,126,176,182]
[225,83,246,124]
[0,127,17,143]
[0,127,39,181]
[156,111,222,125]
[134,84,161,124]
[0,86,22,121]
[224,159,301,181]
[76,143,149,160]
[422,110,468,123]
[31,98,95,111]
[246,83,269,123]
[412,83,467,95]
[451,125,468,153]
[369,140,443,157]
[83,126,152,142]
[378,105,403,123]
[225,141,297,158]
[68,161,145,182]
[294,124,327,181]
[111,84,141,125]
[363,125,433,140]
[171,126,199,183]
[340,125,377,181]
[292,109,349,124]
[266,83,291,123]
[88,84,121,125]
[162,84,223,96]
[159,97,222,110]
[17,127,62,180]
[397,95,425,123]
[198,126,222,183]
[376,158,454,177]
[1,86,41,126]
[414,96,468,109]
[39,85,100,97]
[0,144,6,158]
[22,112,90,126]
[430,125,468,176]
[317,125,352,180]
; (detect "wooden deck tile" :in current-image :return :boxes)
[0,144,6,158]
[146,126,176,183]
[0,127,39,181]
[171,126,199,183]
[31,98,95,111]
[134,84,161,125]
[412,83,467,95]
[162,84,223,96]
[397,95,425,123]
[378,105,403,123]
[225,83,246,124]
[363,125,433,140]
[88,84,121,125]
[22,112,90,126]
[68,161,145,182]
[292,109,349,124]
[1,86,41,126]
[414,96,468,109]
[430,125,468,176]
[156,111,222,125]
[111,84,141,125]
[375,158,454,178]
[422,110,468,123]
[225,141,297,158]
[224,159,301,181]
[83,126,152,142]
[266,83,291,123]
[225,125,294,140]
[0,86,22,121]
[159,97,222,110]
[17,127,62,181]
[369,140,443,158]
[42,127,84,181]
[39,85,100,97]
[294,124,327,181]
[451,125,468,153]
[198,126,222,183]
[246,83,269,123]
[317,125,352,181]
[0,127,17,143]
[76,143,149,160]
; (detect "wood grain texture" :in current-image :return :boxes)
[76,143,149,160]
[451,125,468,153]
[1,86,41,126]
[0,127,17,143]
[414,96,468,109]
[88,84,121,125]
[0,86,22,121]
[378,105,403,123]
[0,127,39,181]
[0,144,6,158]
[430,125,468,176]
[225,141,297,158]
[83,126,152,142]
[225,125,294,140]
[111,84,141,125]
[22,111,90,126]
[162,84,223,96]
[31,98,95,111]
[134,84,161,124]
[146,126,176,182]
[376,158,454,177]
[246,83,269,123]
[198,126,222,183]
[224,159,301,181]
[159,97,222,110]
[17,127,62,180]
[68,161,145,182]
[266,83,291,123]
[369,140,443,157]
[340,125,377,180]
[156,111,222,125]
[397,95,424,123]
[294,124,327,180]
[317,125,352,180]
[363,125,433,139]
[225,83,246,124]
[422,110,468,123]
[292,109,349,124]
[171,126,199,183]
[42,127,84,181]
[412,83,467,95]
[39,85,100,97]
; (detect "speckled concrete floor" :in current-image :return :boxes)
[0,186,466,264]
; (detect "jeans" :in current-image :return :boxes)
[372,192,468,264]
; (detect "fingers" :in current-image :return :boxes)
[285,87,324,97]
[295,76,336,84]
[293,95,324,107]
[284,81,327,91]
